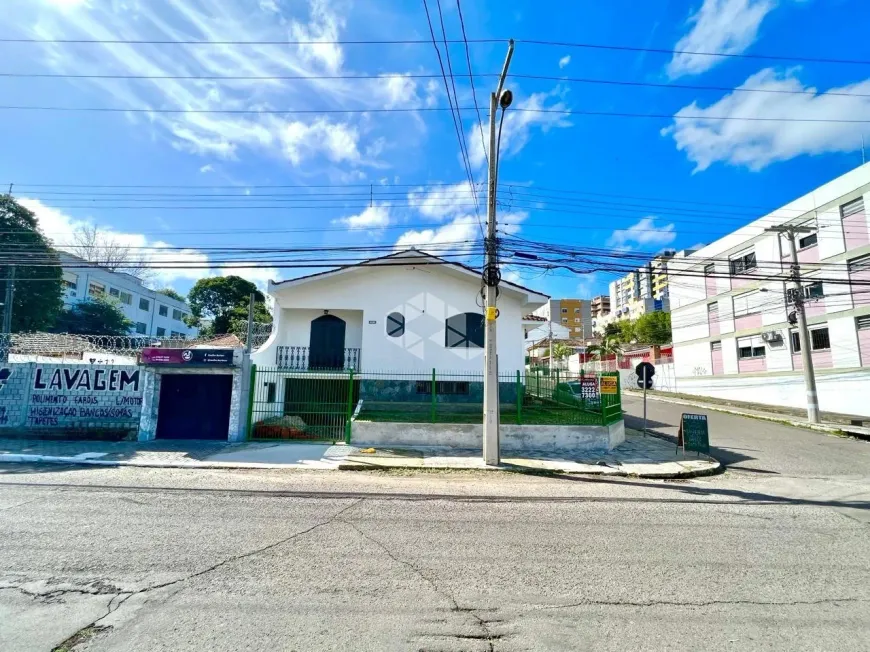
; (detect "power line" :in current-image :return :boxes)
[454,0,489,168]
[421,0,484,239]
[4,35,869,66]
[4,104,869,123]
[6,69,870,99]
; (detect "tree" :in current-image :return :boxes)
[187,276,270,335]
[53,297,133,335]
[71,224,153,283]
[551,342,573,368]
[156,288,185,302]
[0,195,63,332]
[587,335,622,360]
[603,319,635,343]
[633,311,672,345]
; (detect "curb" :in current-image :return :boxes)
[624,391,869,439]
[0,454,339,471]
[337,459,721,479]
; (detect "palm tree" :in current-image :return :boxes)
[586,335,621,361]
[550,342,573,368]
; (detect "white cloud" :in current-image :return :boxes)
[288,0,345,73]
[332,204,391,229]
[663,68,870,171]
[575,272,602,298]
[667,0,777,79]
[607,217,677,249]
[468,89,571,169]
[407,182,479,220]
[280,118,361,165]
[44,0,88,8]
[498,211,529,236]
[199,164,214,174]
[558,55,571,69]
[15,0,417,170]
[395,215,481,253]
[19,198,280,289]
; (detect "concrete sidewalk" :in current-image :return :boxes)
[0,430,719,478]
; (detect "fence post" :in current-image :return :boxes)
[516,370,522,424]
[580,369,586,412]
[344,368,354,444]
[245,364,257,440]
[430,368,436,423]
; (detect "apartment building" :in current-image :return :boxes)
[669,163,870,416]
[531,298,592,340]
[60,253,198,339]
[590,294,610,319]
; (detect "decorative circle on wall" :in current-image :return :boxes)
[386,312,405,337]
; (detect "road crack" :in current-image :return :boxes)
[341,518,500,651]
[45,498,363,651]
[536,596,870,610]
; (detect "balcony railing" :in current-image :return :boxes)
[275,346,361,370]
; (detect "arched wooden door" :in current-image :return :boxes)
[309,314,346,369]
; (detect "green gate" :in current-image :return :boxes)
[247,366,358,443]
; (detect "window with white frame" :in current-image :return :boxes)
[737,335,766,360]
[791,327,831,353]
[733,290,762,317]
[729,250,757,276]
[798,232,818,249]
[841,197,864,218]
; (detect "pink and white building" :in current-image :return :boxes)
[670,164,870,417]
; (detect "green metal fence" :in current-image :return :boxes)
[246,367,623,442]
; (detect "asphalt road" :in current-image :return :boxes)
[1,458,869,651]
[622,392,870,478]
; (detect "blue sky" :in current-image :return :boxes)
[2,0,870,299]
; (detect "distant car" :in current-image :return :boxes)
[552,381,583,404]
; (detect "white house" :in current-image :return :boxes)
[252,249,548,374]
[59,252,198,339]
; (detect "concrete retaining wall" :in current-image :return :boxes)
[351,419,625,453]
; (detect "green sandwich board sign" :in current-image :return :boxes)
[679,413,710,455]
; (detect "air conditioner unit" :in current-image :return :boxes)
[761,331,782,343]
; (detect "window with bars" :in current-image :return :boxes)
[729,250,757,276]
[841,197,865,218]
[857,316,870,330]
[711,341,722,351]
[791,327,831,352]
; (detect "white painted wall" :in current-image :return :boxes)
[253,259,545,374]
[765,330,793,372]
[721,337,739,374]
[272,309,363,349]
[672,303,708,343]
[674,341,712,377]
[829,315,861,369]
[675,369,870,417]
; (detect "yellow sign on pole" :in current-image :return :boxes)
[485,306,497,321]
[600,376,618,395]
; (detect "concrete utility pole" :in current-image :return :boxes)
[2,265,14,335]
[767,225,820,423]
[482,39,515,467]
[245,292,255,354]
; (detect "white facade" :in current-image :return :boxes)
[59,253,198,339]
[670,163,870,416]
[252,250,548,374]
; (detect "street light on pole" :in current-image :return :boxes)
[482,39,515,467]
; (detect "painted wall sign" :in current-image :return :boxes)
[0,363,146,430]
[32,367,140,392]
[142,348,235,366]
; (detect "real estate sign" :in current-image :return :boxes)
[600,376,618,395]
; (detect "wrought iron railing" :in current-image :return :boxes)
[275,346,361,370]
